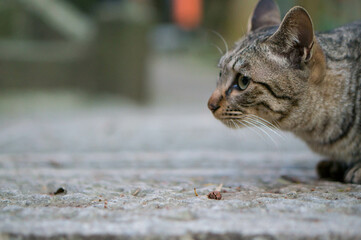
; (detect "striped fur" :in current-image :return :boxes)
[208,0,361,183]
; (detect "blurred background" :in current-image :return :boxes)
[0,0,360,154]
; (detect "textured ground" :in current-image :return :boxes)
[0,54,361,239]
[1,150,361,240]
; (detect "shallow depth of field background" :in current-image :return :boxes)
[0,0,360,153]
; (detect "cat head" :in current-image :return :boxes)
[208,0,325,130]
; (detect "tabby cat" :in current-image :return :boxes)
[208,0,361,183]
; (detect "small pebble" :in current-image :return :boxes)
[53,187,67,195]
[207,191,222,200]
[287,191,298,199]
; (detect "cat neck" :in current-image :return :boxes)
[283,39,353,144]
[290,25,360,154]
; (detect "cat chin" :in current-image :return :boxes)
[221,119,244,129]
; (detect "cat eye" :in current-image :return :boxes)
[236,74,250,90]
[219,71,222,78]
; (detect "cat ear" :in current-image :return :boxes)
[247,0,281,32]
[268,6,314,63]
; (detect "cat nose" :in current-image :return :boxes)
[208,102,220,113]
[208,90,222,113]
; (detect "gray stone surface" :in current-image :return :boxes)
[0,54,361,239]
[1,150,361,239]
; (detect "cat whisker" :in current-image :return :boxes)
[235,119,269,143]
[272,119,282,130]
[245,115,286,141]
[246,117,286,143]
[210,30,229,54]
[210,43,224,55]
[237,109,286,140]
[232,119,240,128]
[230,119,238,129]
[222,106,284,144]
[242,118,278,146]
[255,117,286,141]
[225,110,245,115]
[233,118,277,145]
[247,114,280,130]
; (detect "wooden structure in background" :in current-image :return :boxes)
[0,0,152,103]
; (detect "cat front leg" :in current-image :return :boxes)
[316,159,349,182]
[344,163,361,184]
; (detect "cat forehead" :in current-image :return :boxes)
[218,27,278,70]
[218,44,257,71]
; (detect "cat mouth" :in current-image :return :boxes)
[219,117,245,129]
[212,107,250,128]
[218,109,245,119]
[218,112,282,135]
[218,111,246,129]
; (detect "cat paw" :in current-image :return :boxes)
[316,160,347,182]
[344,163,361,184]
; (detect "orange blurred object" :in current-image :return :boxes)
[173,0,203,30]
